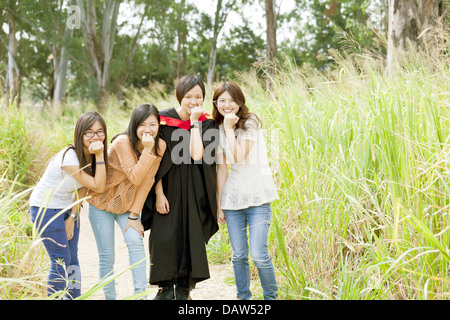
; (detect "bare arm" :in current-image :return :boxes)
[216,150,228,225]
[190,126,204,161]
[224,129,254,163]
[223,114,255,163]
[155,179,170,214]
[71,187,88,215]
[65,187,88,240]
[62,143,106,193]
[190,106,205,161]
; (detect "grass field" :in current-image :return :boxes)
[1,37,449,299]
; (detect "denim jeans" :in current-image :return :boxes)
[88,204,147,300]
[224,203,278,300]
[30,206,81,299]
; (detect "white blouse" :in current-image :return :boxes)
[29,148,83,209]
[219,114,279,210]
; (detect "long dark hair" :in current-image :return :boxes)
[112,103,162,157]
[64,111,108,176]
[212,81,261,130]
[175,75,206,104]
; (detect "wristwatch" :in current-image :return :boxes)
[69,212,79,221]
[190,121,200,129]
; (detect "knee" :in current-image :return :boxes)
[124,228,144,248]
[49,258,68,275]
[250,250,271,268]
[49,249,71,267]
[98,248,115,265]
[232,250,249,264]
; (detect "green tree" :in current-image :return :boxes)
[75,0,121,108]
[206,0,240,87]
[289,0,378,68]
[216,21,265,81]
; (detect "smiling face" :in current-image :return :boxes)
[212,81,248,126]
[216,91,240,117]
[180,84,204,116]
[82,120,106,153]
[136,114,159,141]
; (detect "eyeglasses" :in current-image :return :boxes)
[84,131,106,138]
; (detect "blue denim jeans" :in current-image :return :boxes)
[88,204,147,300]
[224,203,278,300]
[30,206,81,299]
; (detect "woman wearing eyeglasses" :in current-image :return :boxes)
[29,111,108,299]
[86,104,166,300]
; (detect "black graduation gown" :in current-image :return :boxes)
[142,107,219,286]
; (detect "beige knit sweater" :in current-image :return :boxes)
[87,134,166,215]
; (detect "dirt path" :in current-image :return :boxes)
[78,203,237,300]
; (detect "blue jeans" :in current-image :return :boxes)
[88,204,147,300]
[224,203,278,300]
[30,206,81,299]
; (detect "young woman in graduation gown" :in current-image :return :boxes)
[142,75,219,300]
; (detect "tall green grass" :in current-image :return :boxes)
[0,96,133,299]
[0,100,43,187]
[0,179,48,299]
[0,98,48,298]
[1,33,449,299]
[240,35,450,299]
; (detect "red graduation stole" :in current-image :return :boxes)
[160,113,213,130]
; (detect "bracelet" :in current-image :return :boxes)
[128,215,139,220]
[96,161,105,165]
[190,121,200,128]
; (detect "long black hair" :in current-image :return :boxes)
[63,111,108,176]
[113,103,162,157]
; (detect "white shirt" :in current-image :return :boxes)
[29,148,83,209]
[219,115,279,210]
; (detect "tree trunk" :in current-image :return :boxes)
[5,7,19,107]
[207,37,218,88]
[387,0,445,72]
[207,0,236,88]
[115,8,147,100]
[176,0,187,79]
[265,0,277,90]
[77,0,120,109]
[53,28,73,108]
[101,0,120,96]
[207,0,223,88]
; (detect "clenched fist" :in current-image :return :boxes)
[142,133,155,152]
[223,113,239,130]
[88,141,104,155]
[190,106,204,122]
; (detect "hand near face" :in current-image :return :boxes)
[190,106,204,122]
[88,141,104,155]
[142,133,155,152]
[223,113,239,130]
